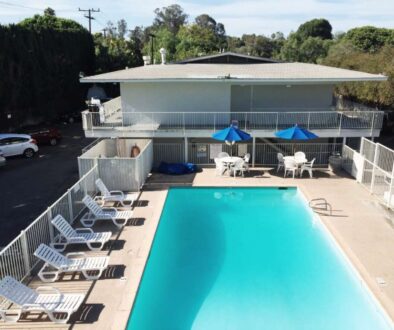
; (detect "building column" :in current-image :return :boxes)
[342,137,347,147]
[184,137,188,163]
[252,137,256,168]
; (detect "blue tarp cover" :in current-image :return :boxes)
[158,162,198,175]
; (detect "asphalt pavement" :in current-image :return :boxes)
[0,123,92,246]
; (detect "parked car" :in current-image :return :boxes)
[25,128,62,146]
[0,134,39,158]
[0,150,5,166]
[59,111,81,124]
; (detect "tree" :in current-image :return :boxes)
[323,44,394,108]
[117,19,127,39]
[19,11,85,31]
[153,4,187,35]
[106,21,117,38]
[44,7,55,17]
[297,18,332,40]
[344,26,394,52]
[195,14,216,30]
[176,24,219,60]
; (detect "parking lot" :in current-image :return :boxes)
[0,123,92,246]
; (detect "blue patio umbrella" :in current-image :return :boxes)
[275,124,318,154]
[212,124,251,156]
[275,124,318,140]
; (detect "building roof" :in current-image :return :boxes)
[80,62,387,84]
[174,51,279,64]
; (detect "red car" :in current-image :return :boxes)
[27,128,62,146]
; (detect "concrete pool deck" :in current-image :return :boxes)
[2,167,394,329]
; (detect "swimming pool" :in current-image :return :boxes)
[127,187,392,330]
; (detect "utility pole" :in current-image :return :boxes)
[78,8,100,33]
[102,28,107,38]
[149,33,156,65]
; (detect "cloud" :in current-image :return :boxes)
[0,0,393,36]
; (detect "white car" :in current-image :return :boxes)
[0,134,39,158]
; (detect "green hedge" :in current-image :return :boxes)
[0,24,95,129]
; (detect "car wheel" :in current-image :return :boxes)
[49,138,57,146]
[23,148,35,158]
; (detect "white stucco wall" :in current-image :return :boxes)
[120,82,231,112]
[231,84,334,111]
[120,82,334,126]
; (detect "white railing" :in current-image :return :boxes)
[342,138,394,209]
[82,110,383,133]
[153,142,342,166]
[0,165,99,283]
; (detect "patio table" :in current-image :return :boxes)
[220,156,243,176]
[284,156,308,176]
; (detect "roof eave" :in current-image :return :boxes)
[80,76,388,84]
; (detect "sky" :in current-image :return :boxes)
[0,0,393,37]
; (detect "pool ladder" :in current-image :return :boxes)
[309,198,333,216]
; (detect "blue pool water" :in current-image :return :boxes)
[127,187,392,330]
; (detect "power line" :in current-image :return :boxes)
[0,1,44,11]
[78,8,100,33]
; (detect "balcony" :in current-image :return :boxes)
[82,98,384,138]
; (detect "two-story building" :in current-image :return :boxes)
[80,52,386,167]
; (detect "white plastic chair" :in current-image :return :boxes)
[81,195,133,228]
[243,153,251,171]
[300,158,316,178]
[0,276,84,324]
[34,243,109,282]
[51,214,111,252]
[95,178,134,207]
[277,153,285,172]
[294,151,307,163]
[214,158,226,176]
[217,152,229,158]
[231,159,246,177]
[284,159,298,179]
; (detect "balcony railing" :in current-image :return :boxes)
[82,109,384,133]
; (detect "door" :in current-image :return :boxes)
[0,138,15,156]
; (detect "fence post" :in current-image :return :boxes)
[388,165,394,209]
[47,207,55,242]
[307,112,311,130]
[252,137,256,168]
[213,113,216,132]
[370,112,375,137]
[275,113,279,131]
[245,113,248,130]
[184,137,188,163]
[67,189,74,222]
[20,230,31,276]
[338,112,343,136]
[370,143,379,193]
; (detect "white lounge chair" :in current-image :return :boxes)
[95,178,134,207]
[277,153,285,172]
[300,158,316,178]
[81,195,133,229]
[51,214,111,252]
[231,159,246,177]
[0,276,84,324]
[284,159,298,179]
[34,243,109,282]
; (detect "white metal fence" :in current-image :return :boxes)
[0,165,99,284]
[342,138,394,208]
[153,142,342,167]
[78,139,153,191]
